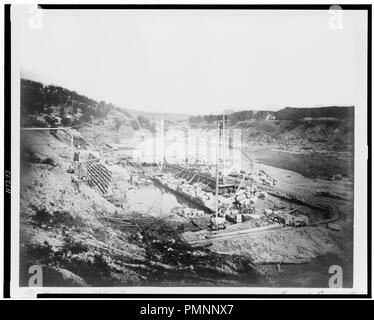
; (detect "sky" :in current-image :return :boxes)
[15,7,367,114]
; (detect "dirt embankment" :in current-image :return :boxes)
[20,130,266,287]
[236,119,353,152]
[190,118,353,153]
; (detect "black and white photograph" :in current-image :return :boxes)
[3,3,371,299]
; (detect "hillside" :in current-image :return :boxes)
[21,79,354,154]
[188,106,354,152]
[189,106,354,125]
[21,79,118,127]
[237,118,354,152]
[20,79,156,134]
[274,106,354,121]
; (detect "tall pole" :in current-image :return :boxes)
[222,113,226,184]
[215,121,221,218]
[185,127,189,164]
[195,135,199,164]
[161,117,165,167]
[153,127,157,166]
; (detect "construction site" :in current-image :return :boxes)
[84,117,340,229]
[13,1,367,293]
[19,108,354,287]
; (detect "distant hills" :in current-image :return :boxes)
[189,106,354,126]
[21,78,354,130]
[120,105,355,125]
[124,108,191,122]
[274,106,354,121]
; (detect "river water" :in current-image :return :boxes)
[124,184,179,216]
[244,146,353,179]
[122,183,204,232]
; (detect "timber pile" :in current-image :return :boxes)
[85,160,112,194]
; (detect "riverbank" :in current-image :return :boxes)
[243,143,353,179]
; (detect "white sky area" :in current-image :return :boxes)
[15,8,367,114]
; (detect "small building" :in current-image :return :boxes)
[265,114,276,121]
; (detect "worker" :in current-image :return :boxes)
[73,151,80,170]
[76,163,81,178]
[234,195,241,210]
[71,175,81,192]
[74,151,80,162]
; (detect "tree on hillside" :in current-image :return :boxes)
[20,79,120,127]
